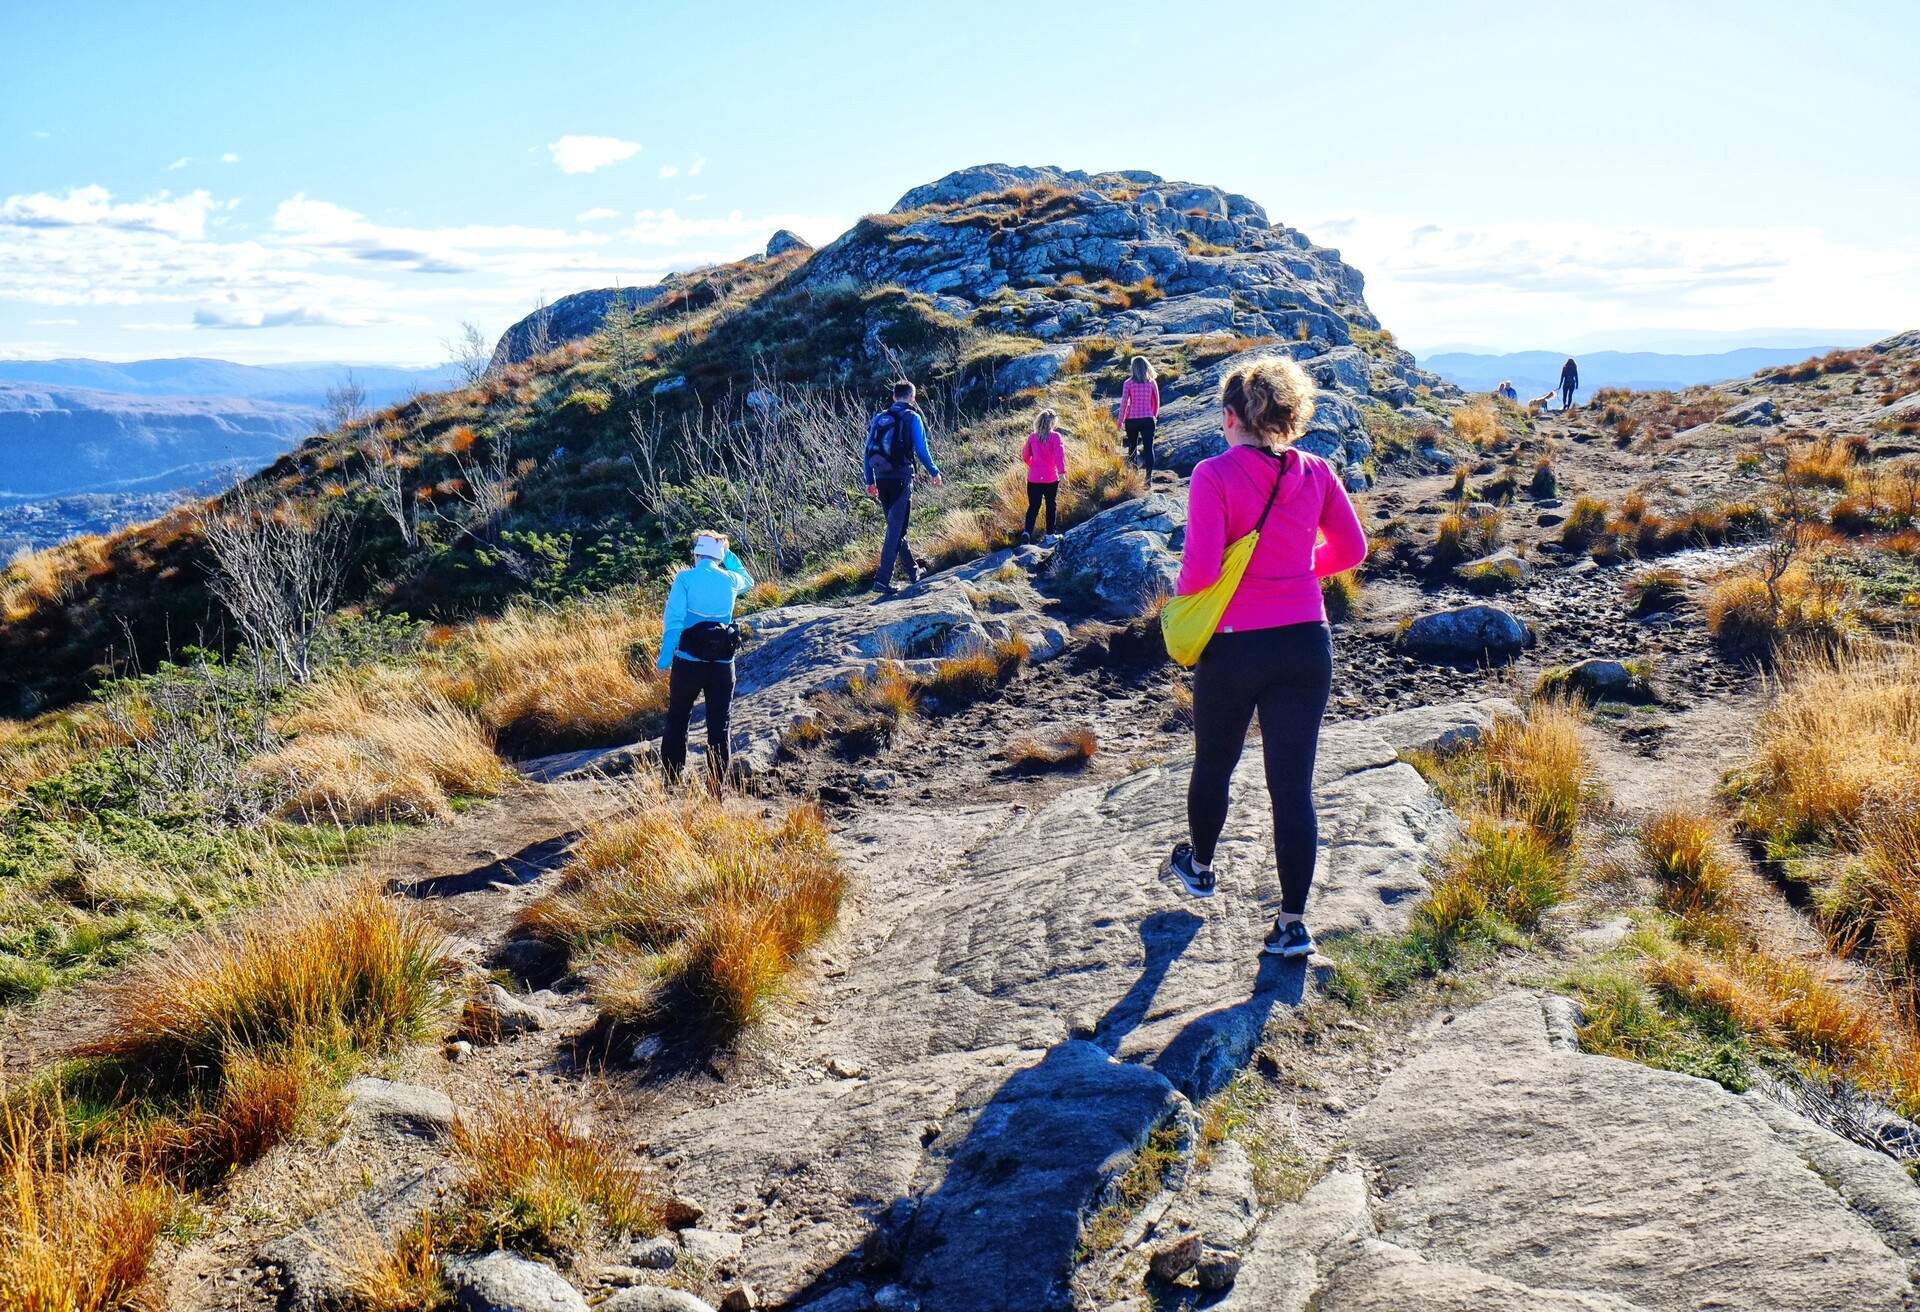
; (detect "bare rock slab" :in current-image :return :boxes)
[446,1250,587,1312]
[344,1076,457,1137]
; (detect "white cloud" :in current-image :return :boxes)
[1304,211,1920,352]
[658,164,679,179]
[547,135,641,175]
[28,317,78,325]
[576,207,620,223]
[688,156,706,177]
[0,186,217,239]
[168,156,191,171]
[221,152,240,164]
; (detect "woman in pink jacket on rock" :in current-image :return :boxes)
[1117,355,1161,476]
[1019,408,1066,544]
[1164,356,1368,960]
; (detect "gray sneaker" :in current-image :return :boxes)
[1168,842,1216,899]
[1263,919,1314,958]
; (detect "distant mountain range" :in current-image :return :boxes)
[1421,346,1855,400]
[0,358,457,409]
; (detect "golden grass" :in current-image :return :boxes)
[338,1212,449,1312]
[922,636,1028,704]
[987,406,1142,539]
[1432,507,1502,569]
[428,597,668,755]
[521,783,844,1029]
[1320,571,1361,621]
[1002,724,1098,770]
[1421,817,1569,941]
[73,883,448,1181]
[0,1097,173,1312]
[1641,807,1742,920]
[1704,564,1852,653]
[447,1091,664,1258]
[1786,437,1856,489]
[1471,700,1594,850]
[251,675,512,823]
[1452,401,1502,447]
[0,535,109,625]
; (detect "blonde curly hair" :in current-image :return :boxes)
[1219,356,1316,447]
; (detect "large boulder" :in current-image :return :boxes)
[445,1251,588,1312]
[489,285,669,368]
[989,346,1073,396]
[1042,493,1185,617]
[766,228,812,257]
[1397,605,1532,662]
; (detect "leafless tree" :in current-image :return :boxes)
[524,295,554,359]
[445,321,492,385]
[365,423,419,549]
[198,483,350,685]
[319,370,368,436]
[629,362,887,574]
[430,433,521,543]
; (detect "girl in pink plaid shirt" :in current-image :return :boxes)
[1117,356,1161,476]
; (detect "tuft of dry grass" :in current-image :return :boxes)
[1002,724,1097,771]
[71,883,448,1182]
[922,635,1028,704]
[1471,701,1595,850]
[0,1096,174,1312]
[1785,437,1856,489]
[1420,817,1569,942]
[1320,571,1362,621]
[1559,497,1610,550]
[1705,565,1852,654]
[1624,567,1687,616]
[428,598,669,756]
[521,783,845,1029]
[1432,507,1503,569]
[251,675,511,823]
[1451,401,1502,447]
[1730,642,1920,994]
[1641,807,1742,920]
[447,1091,664,1258]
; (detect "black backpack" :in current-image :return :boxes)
[865,405,918,474]
[678,620,741,663]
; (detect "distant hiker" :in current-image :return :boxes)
[1164,356,1367,958]
[864,380,942,596]
[1019,407,1066,544]
[1117,356,1161,477]
[657,530,753,786]
[1559,358,1579,411]
[1496,379,1518,401]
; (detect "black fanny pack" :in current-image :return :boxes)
[678,620,741,662]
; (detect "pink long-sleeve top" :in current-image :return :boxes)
[1176,444,1368,632]
[1119,378,1160,420]
[1021,430,1066,483]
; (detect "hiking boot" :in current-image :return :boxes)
[1168,842,1216,899]
[870,581,897,598]
[1263,919,1314,958]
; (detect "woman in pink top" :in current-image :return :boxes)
[1019,407,1067,544]
[1118,355,1161,476]
[1165,356,1367,960]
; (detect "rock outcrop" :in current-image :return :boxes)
[1214,993,1918,1311]
[644,702,1489,1310]
[489,285,671,369]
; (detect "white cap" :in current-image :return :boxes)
[692,533,726,561]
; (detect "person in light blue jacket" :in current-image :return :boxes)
[657,530,754,784]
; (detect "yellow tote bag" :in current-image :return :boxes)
[1160,452,1289,668]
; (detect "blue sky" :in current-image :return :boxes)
[3,0,1916,363]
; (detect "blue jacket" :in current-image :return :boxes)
[657,550,754,668]
[863,403,941,485]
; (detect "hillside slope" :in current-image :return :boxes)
[0,164,1441,716]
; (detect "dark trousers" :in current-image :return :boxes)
[1124,417,1157,474]
[1022,481,1058,537]
[1561,383,1576,410]
[662,656,734,782]
[874,478,920,587]
[1187,623,1333,915]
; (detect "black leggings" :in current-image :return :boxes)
[1187,623,1333,915]
[1124,417,1156,474]
[1022,481,1058,537]
[663,656,734,782]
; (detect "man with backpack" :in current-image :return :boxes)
[863,379,943,596]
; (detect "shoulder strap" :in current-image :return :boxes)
[1248,447,1293,535]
